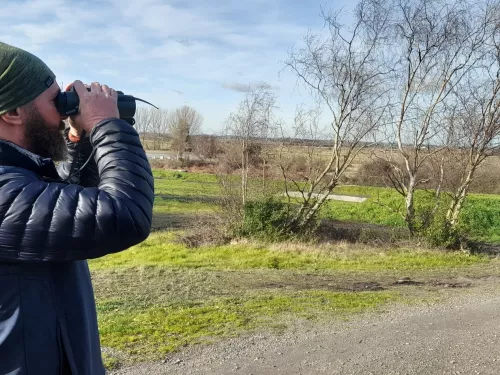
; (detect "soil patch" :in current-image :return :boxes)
[260,280,385,292]
[256,274,474,294]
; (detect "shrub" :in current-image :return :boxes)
[469,167,500,194]
[352,159,407,187]
[423,215,461,249]
[177,215,231,248]
[148,158,184,170]
[237,198,293,241]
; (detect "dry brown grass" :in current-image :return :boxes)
[143,134,500,194]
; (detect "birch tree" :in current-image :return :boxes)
[446,3,500,227]
[282,0,393,229]
[223,83,277,205]
[382,0,493,234]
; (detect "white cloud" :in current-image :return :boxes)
[0,0,337,132]
[11,22,65,44]
[221,82,251,93]
[107,26,145,53]
[118,1,229,40]
[2,0,307,81]
[221,81,280,93]
[2,0,65,20]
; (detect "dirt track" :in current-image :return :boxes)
[111,281,500,375]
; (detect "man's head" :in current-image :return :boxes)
[0,42,67,161]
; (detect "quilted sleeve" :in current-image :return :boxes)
[0,118,154,262]
[57,128,99,187]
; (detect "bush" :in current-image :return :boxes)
[237,198,294,241]
[317,220,410,244]
[191,135,221,159]
[469,167,500,194]
[353,153,500,195]
[149,158,215,172]
[176,215,232,248]
[149,158,184,170]
[423,215,461,249]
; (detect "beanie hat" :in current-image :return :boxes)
[0,42,56,115]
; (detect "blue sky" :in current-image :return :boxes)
[3,0,355,134]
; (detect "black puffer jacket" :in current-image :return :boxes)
[0,118,154,374]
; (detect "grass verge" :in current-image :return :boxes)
[96,290,396,362]
[89,232,487,272]
[89,232,496,368]
[93,170,500,368]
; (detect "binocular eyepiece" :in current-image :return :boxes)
[55,87,157,126]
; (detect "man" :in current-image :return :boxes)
[0,42,154,374]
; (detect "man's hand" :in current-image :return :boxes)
[66,80,119,136]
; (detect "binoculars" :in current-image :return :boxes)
[55,87,157,126]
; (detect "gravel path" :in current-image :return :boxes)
[111,284,500,375]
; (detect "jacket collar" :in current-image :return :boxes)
[0,139,60,179]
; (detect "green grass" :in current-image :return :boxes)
[92,170,500,367]
[150,171,500,243]
[153,170,220,197]
[151,171,220,225]
[90,230,491,364]
[153,169,218,182]
[459,194,500,243]
[322,185,454,227]
[322,185,405,227]
[96,290,396,361]
[153,196,217,214]
[321,185,500,243]
[101,353,121,371]
[89,232,487,272]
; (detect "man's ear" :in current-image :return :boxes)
[1,108,23,126]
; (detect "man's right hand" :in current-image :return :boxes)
[66,80,119,135]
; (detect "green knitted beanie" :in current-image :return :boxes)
[0,42,56,115]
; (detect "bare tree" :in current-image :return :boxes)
[192,135,219,160]
[380,0,493,235]
[282,0,393,229]
[277,106,329,229]
[167,106,203,159]
[134,107,170,150]
[222,83,277,205]
[445,4,500,227]
[134,107,153,145]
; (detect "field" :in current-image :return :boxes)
[152,169,500,242]
[89,170,500,370]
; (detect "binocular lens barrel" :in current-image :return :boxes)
[55,91,137,120]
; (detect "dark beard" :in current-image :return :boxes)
[25,109,67,162]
